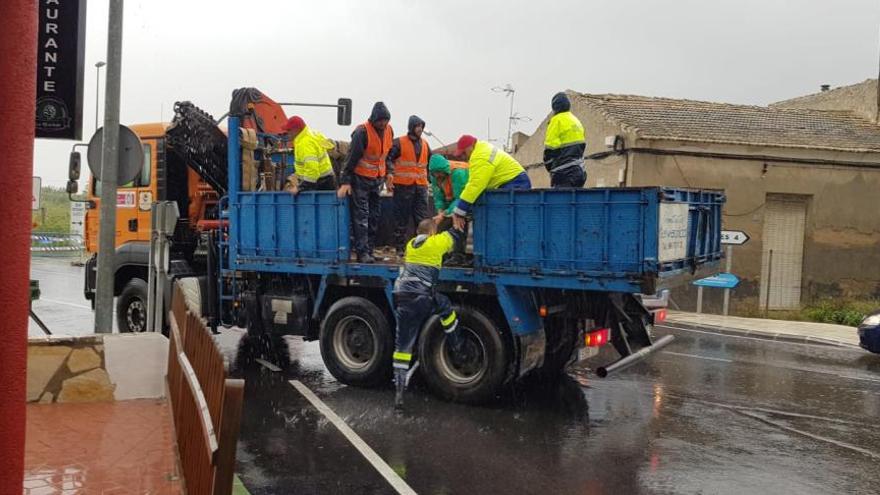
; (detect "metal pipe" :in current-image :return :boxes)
[596,334,675,378]
[94,0,125,333]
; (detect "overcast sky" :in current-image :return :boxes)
[35,0,880,188]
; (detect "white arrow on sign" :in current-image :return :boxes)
[721,230,750,245]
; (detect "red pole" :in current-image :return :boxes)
[0,0,37,491]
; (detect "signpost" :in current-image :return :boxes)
[32,177,42,211]
[35,0,87,140]
[694,230,750,316]
[70,201,85,238]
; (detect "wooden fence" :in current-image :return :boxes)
[167,284,245,495]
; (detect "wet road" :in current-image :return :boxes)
[28,258,880,493]
[228,323,880,495]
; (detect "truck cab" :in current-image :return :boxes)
[83,123,218,332]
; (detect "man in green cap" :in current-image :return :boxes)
[428,154,470,259]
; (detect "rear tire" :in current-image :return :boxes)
[320,296,393,387]
[419,305,511,404]
[117,278,148,333]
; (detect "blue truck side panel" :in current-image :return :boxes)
[223,117,724,296]
[236,192,349,263]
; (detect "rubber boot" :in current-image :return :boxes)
[394,368,407,410]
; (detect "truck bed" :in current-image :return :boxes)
[225,187,724,294]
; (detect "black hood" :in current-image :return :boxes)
[407,115,425,136]
[551,92,571,114]
[369,101,391,123]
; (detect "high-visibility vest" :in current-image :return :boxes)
[393,136,429,186]
[293,126,334,182]
[354,121,393,179]
[440,161,469,201]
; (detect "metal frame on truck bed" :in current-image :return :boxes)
[215,115,725,404]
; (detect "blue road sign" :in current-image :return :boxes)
[693,272,740,289]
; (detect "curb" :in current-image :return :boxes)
[658,321,860,349]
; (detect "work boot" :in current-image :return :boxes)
[394,368,407,410]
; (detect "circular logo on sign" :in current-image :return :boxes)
[35,97,72,131]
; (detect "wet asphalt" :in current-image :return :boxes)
[229,324,880,495]
[30,257,880,494]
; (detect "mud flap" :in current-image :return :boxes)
[495,285,546,377]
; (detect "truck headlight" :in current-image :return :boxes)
[861,314,880,327]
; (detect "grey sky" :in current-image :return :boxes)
[34,0,880,188]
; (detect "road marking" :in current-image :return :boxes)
[657,324,862,352]
[289,380,418,495]
[37,298,92,310]
[662,350,732,363]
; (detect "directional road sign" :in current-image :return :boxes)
[721,230,750,246]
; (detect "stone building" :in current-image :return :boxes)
[513,80,880,312]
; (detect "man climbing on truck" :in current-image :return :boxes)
[338,102,394,263]
[392,218,465,409]
[543,92,587,188]
[451,134,531,231]
[429,154,469,260]
[386,115,431,258]
[282,116,337,193]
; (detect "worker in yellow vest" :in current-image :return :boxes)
[452,135,531,231]
[386,115,431,257]
[338,102,394,263]
[282,116,337,193]
[544,92,586,188]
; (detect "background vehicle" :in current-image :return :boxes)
[75,90,724,403]
[858,310,880,353]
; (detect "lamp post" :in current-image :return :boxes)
[492,84,516,152]
[94,61,106,132]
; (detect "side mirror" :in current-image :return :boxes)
[69,151,81,180]
[337,98,352,126]
[66,179,78,195]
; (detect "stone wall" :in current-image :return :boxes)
[27,333,168,404]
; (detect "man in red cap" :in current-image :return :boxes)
[282,116,337,193]
[452,135,530,230]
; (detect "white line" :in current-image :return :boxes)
[289,380,418,495]
[657,324,862,351]
[662,350,733,363]
[37,298,92,310]
[255,358,281,372]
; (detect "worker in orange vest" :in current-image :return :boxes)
[386,115,431,257]
[338,102,394,263]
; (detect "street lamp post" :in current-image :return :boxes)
[492,84,516,152]
[94,61,105,132]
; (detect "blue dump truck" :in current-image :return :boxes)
[197,112,724,404]
[81,93,723,404]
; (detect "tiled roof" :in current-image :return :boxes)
[574,92,880,152]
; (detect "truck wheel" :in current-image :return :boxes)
[419,306,510,404]
[320,297,393,387]
[117,278,148,333]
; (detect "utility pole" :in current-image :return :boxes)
[95,0,124,333]
[94,61,105,131]
[492,84,516,152]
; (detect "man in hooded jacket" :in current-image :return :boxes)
[386,115,431,256]
[338,102,394,263]
[543,92,587,188]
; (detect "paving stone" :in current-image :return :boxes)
[26,345,72,402]
[67,347,101,373]
[58,369,116,403]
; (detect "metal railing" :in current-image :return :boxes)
[167,284,244,495]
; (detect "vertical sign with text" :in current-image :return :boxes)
[35,0,87,140]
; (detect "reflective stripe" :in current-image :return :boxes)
[393,362,410,370]
[488,147,498,164]
[443,320,458,334]
[545,138,586,150]
[296,153,328,165]
[440,311,457,327]
[298,169,334,183]
[357,161,382,171]
[393,351,412,362]
[453,205,468,216]
[550,158,585,174]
